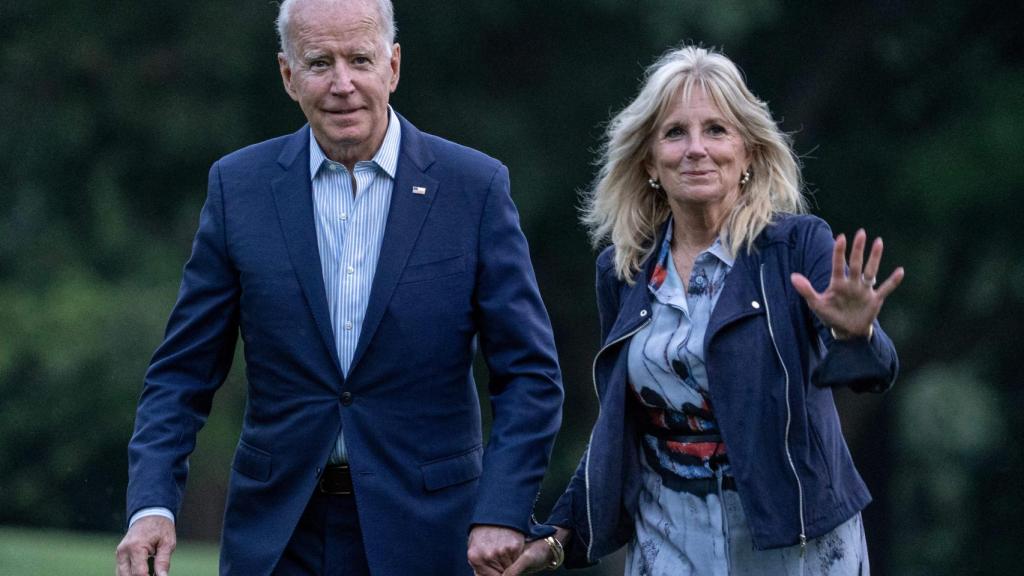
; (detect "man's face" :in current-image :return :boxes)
[278,0,400,167]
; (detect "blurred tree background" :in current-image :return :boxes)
[1,0,1021,574]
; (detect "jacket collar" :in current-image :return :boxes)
[604,219,768,347]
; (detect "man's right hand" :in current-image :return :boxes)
[116,516,176,576]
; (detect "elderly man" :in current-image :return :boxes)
[114,0,563,574]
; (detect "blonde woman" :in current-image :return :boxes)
[507,45,904,575]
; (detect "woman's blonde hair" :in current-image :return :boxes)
[581,45,807,283]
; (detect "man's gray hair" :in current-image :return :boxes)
[276,0,396,62]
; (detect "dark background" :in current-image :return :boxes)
[2,1,1021,574]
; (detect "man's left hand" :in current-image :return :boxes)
[467,524,524,576]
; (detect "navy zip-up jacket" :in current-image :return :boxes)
[548,214,898,567]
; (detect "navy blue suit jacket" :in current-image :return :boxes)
[126,114,564,575]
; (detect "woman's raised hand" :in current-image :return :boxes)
[790,229,904,339]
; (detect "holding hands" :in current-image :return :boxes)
[467,525,526,576]
[496,527,570,575]
[791,229,905,340]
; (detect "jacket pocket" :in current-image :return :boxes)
[419,445,483,491]
[232,440,272,482]
[398,254,466,285]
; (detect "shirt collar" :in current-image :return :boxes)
[649,217,735,293]
[308,106,402,180]
[706,235,735,268]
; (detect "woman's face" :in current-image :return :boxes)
[646,87,750,214]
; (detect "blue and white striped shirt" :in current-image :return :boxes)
[311,107,402,463]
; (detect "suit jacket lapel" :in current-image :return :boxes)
[271,126,345,379]
[349,115,438,375]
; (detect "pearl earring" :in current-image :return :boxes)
[740,169,751,186]
[648,178,661,190]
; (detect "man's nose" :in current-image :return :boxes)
[330,63,356,95]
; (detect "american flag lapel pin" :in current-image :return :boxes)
[412,186,427,195]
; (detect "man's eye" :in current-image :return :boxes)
[353,56,372,65]
[309,60,329,70]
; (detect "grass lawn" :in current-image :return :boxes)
[0,526,219,575]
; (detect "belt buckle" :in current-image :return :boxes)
[319,464,353,495]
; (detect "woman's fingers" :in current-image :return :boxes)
[831,233,848,284]
[860,236,883,287]
[501,541,550,576]
[792,229,904,336]
[790,273,820,303]
[847,229,867,279]
[875,266,905,299]
[836,230,891,290]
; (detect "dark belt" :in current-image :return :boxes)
[318,464,353,495]
[643,429,723,443]
[669,474,737,497]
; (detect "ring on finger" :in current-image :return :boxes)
[861,274,877,287]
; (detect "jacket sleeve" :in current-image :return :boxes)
[125,161,240,522]
[800,218,899,393]
[542,249,621,568]
[546,451,597,568]
[470,164,565,533]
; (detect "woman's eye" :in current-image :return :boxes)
[665,127,684,138]
[707,124,727,136]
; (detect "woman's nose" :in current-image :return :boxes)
[685,133,707,158]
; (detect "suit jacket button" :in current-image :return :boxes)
[341,391,353,406]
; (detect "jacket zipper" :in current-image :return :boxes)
[759,264,807,553]
[584,315,651,561]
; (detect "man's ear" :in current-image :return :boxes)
[278,53,299,102]
[388,43,401,93]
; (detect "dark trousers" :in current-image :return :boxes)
[273,490,371,576]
